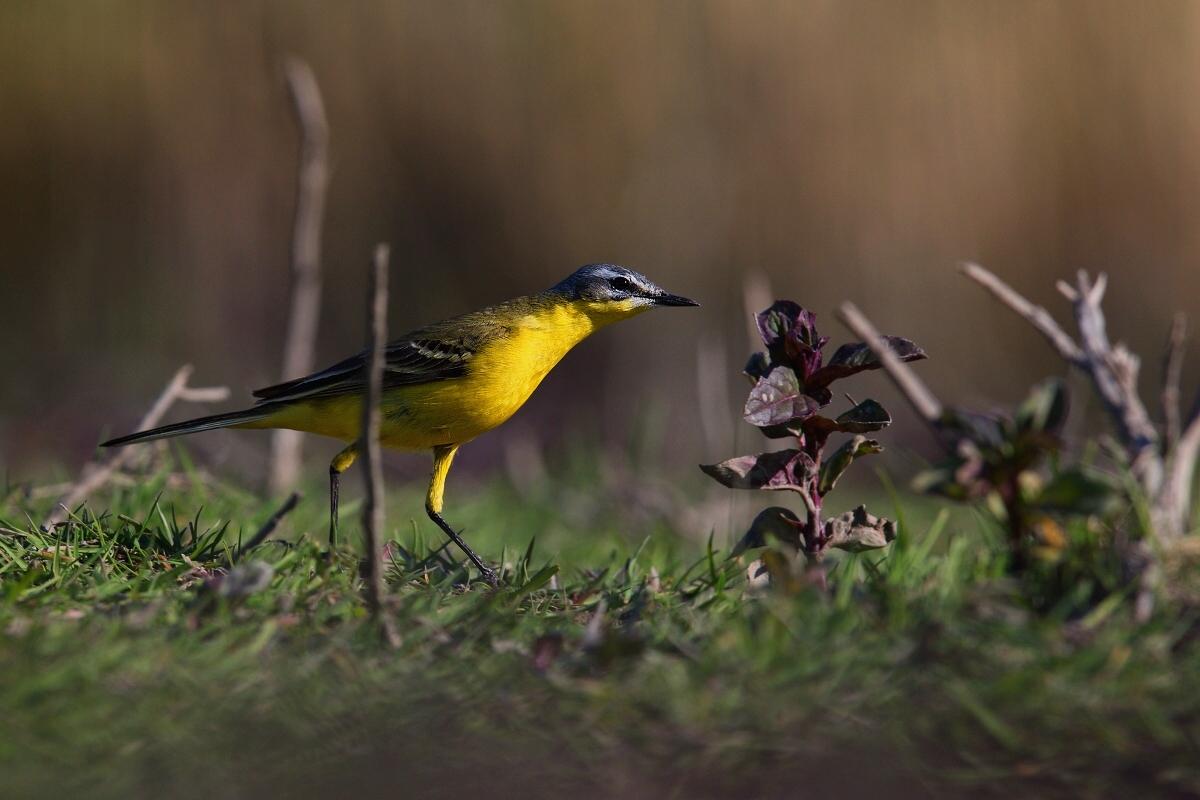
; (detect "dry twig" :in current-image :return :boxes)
[960,262,1085,363]
[1054,269,1159,485]
[837,302,943,425]
[959,264,1183,525]
[45,365,229,528]
[361,243,400,647]
[268,57,330,495]
[957,262,1200,620]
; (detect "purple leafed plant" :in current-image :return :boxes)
[701,301,927,586]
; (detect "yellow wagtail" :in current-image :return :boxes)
[102,264,698,585]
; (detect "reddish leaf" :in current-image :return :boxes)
[756,302,829,372]
[743,367,822,427]
[803,399,892,436]
[700,449,816,491]
[807,336,926,391]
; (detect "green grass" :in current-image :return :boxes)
[2,450,1200,800]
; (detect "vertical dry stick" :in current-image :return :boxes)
[268,57,330,495]
[361,244,399,646]
[959,263,1179,535]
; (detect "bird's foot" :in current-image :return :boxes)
[478,566,500,588]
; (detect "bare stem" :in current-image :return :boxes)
[837,302,944,425]
[269,57,331,495]
[958,262,1085,364]
[361,243,399,647]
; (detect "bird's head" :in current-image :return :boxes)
[551,264,699,321]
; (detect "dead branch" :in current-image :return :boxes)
[962,263,1161,493]
[961,263,1200,552]
[45,365,230,528]
[361,243,399,647]
[959,262,1086,364]
[268,57,330,496]
[1059,270,1160,481]
[837,302,944,425]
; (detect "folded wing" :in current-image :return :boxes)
[252,337,476,405]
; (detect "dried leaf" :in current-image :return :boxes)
[825,505,897,552]
[700,450,816,492]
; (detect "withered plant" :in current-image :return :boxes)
[840,263,1200,619]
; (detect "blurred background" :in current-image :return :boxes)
[4,1,1200,522]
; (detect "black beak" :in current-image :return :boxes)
[653,292,700,307]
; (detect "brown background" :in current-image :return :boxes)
[4,1,1200,485]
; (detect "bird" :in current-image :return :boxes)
[102,263,699,586]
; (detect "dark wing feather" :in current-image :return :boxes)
[250,297,537,405]
[252,338,475,405]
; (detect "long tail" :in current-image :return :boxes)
[101,405,278,448]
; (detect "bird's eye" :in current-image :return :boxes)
[610,276,633,293]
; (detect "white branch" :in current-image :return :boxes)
[269,57,330,495]
[1063,270,1160,489]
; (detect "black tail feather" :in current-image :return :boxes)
[101,406,275,447]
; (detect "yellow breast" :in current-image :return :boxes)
[259,298,647,451]
[377,299,645,450]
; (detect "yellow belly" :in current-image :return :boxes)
[257,301,642,451]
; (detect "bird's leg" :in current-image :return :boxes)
[328,443,360,551]
[426,444,498,587]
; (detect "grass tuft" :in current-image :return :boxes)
[2,453,1199,799]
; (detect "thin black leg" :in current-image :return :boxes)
[328,464,340,549]
[326,443,359,559]
[426,508,498,587]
